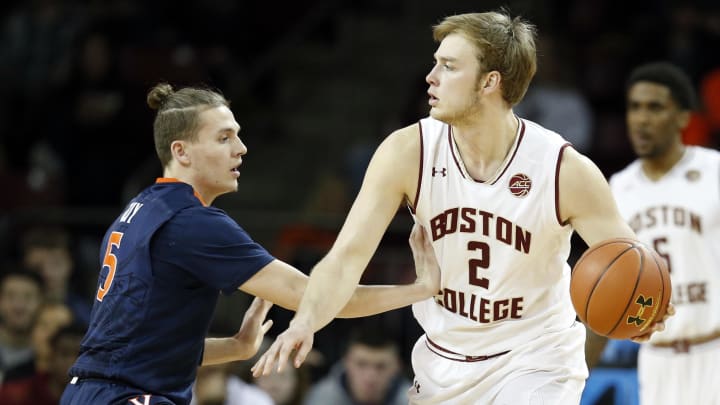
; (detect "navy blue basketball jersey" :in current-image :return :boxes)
[67,179,274,404]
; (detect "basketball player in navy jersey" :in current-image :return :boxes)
[254,10,671,404]
[600,62,720,405]
[59,83,441,405]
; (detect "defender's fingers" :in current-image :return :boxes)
[250,354,267,377]
[293,339,313,368]
[275,341,297,373]
[260,320,273,335]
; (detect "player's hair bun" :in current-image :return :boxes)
[147,83,174,110]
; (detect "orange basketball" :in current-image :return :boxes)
[570,238,671,339]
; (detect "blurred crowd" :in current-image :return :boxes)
[0,0,719,404]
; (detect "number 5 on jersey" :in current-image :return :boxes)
[96,231,124,301]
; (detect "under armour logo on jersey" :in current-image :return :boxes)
[508,173,532,197]
[627,295,654,326]
[414,380,421,393]
[432,167,447,177]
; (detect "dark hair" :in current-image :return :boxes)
[626,62,697,110]
[0,265,45,293]
[345,322,400,353]
[21,226,70,252]
[147,83,230,168]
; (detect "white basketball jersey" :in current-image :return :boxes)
[610,146,720,342]
[412,116,578,356]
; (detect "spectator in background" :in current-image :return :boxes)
[303,325,410,405]
[4,302,73,381]
[191,362,274,405]
[0,323,86,405]
[514,34,594,153]
[20,226,92,326]
[0,269,44,382]
[254,356,311,405]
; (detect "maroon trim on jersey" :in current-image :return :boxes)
[408,122,424,214]
[555,143,572,226]
[447,119,526,184]
[425,337,510,362]
[447,126,467,180]
[490,119,525,185]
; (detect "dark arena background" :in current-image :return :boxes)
[0,1,718,404]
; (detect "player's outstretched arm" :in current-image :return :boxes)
[341,223,440,317]
[239,222,439,318]
[250,126,421,377]
[558,147,673,341]
[201,297,273,366]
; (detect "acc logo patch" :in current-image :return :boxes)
[508,173,531,197]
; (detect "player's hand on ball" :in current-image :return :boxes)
[234,297,273,359]
[409,224,441,296]
[631,302,675,343]
[251,320,313,377]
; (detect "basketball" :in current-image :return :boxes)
[570,238,672,339]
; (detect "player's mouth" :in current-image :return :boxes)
[428,92,439,106]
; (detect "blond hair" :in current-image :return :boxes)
[433,10,537,106]
[147,83,230,167]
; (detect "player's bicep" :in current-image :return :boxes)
[559,148,635,246]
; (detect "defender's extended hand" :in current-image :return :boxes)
[234,297,273,360]
[251,320,313,377]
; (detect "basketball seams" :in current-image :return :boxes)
[571,238,671,339]
[647,249,671,323]
[582,242,636,327]
[605,246,643,337]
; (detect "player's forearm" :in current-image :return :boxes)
[201,337,249,366]
[292,257,364,332]
[339,282,434,318]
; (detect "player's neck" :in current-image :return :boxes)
[641,144,686,181]
[450,111,519,180]
[162,168,216,205]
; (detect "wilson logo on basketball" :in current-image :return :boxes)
[508,174,531,197]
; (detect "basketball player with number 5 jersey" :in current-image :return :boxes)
[252,11,671,404]
[609,62,720,405]
[60,84,442,405]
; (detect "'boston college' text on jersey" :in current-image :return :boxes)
[411,116,578,356]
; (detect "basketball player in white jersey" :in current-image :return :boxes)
[605,62,720,405]
[253,11,669,404]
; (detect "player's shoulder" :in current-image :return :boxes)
[173,205,230,227]
[380,121,422,153]
[608,160,641,187]
[519,117,570,147]
[688,145,720,163]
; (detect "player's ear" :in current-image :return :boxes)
[676,110,691,132]
[171,140,191,165]
[480,71,501,93]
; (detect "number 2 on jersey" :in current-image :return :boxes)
[468,241,490,289]
[96,231,124,302]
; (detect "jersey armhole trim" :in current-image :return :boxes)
[408,121,424,214]
[555,143,572,226]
